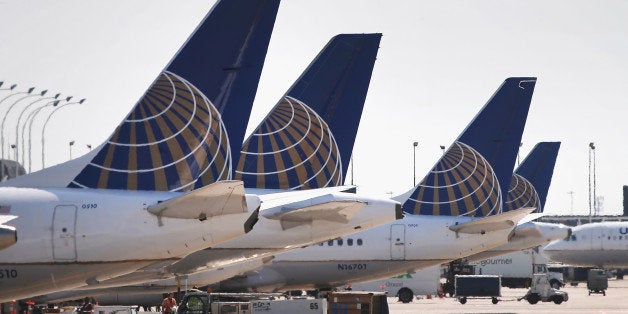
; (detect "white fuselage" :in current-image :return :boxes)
[542,221,628,268]
[32,190,401,302]
[0,186,250,302]
[465,221,572,262]
[218,214,518,291]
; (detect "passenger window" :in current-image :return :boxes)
[348,239,354,246]
[337,239,343,246]
[357,239,363,246]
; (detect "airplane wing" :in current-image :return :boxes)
[0,215,17,250]
[262,200,366,230]
[148,181,258,219]
[449,207,536,234]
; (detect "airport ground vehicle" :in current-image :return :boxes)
[454,275,501,304]
[328,291,389,314]
[520,273,568,304]
[347,266,440,303]
[471,248,564,288]
[177,291,327,314]
[587,268,608,295]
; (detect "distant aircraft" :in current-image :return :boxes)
[543,221,628,268]
[466,142,572,262]
[209,77,539,292]
[30,33,402,303]
[0,0,282,302]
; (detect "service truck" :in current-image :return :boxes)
[470,248,564,288]
[346,265,440,303]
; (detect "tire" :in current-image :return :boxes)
[603,290,606,296]
[527,294,540,304]
[398,287,414,303]
[491,297,498,304]
[459,297,467,304]
[553,296,563,304]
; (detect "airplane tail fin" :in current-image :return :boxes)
[6,0,280,191]
[504,141,560,212]
[401,78,536,217]
[235,34,382,189]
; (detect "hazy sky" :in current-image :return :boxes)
[1,0,626,215]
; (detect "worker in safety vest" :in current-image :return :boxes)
[162,293,177,314]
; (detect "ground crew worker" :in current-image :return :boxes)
[162,293,177,314]
[79,297,94,314]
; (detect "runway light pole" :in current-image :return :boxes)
[24,99,61,172]
[1,87,36,161]
[0,82,18,91]
[567,191,574,214]
[16,91,56,166]
[41,98,85,168]
[588,142,595,222]
[413,141,418,186]
[69,140,75,160]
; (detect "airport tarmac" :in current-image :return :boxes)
[387,278,628,313]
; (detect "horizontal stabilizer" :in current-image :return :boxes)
[148,181,255,219]
[449,207,535,234]
[517,212,545,225]
[263,200,366,230]
[0,215,17,225]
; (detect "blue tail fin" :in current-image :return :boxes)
[64,0,280,191]
[504,142,560,212]
[234,34,381,189]
[402,78,536,216]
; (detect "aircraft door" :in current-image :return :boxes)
[52,205,77,261]
[390,224,406,260]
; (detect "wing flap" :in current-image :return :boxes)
[449,207,536,234]
[263,200,366,230]
[148,181,252,219]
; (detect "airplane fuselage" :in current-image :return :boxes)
[218,213,518,291]
[32,190,401,302]
[0,186,250,301]
[542,221,628,268]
